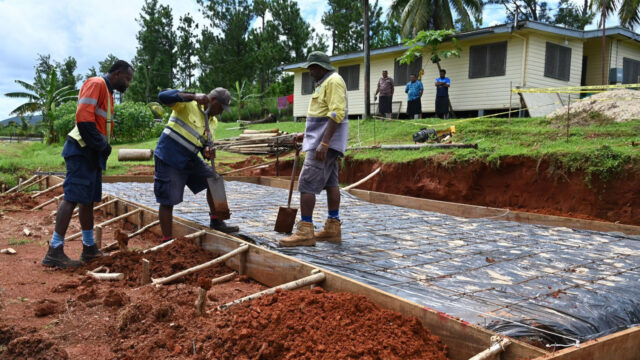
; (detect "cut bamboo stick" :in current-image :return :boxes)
[5,174,39,194]
[66,208,142,241]
[95,225,103,248]
[71,198,115,217]
[469,337,512,360]
[216,271,325,310]
[30,182,63,199]
[140,228,204,254]
[211,272,236,285]
[152,244,249,285]
[87,271,124,281]
[242,129,279,134]
[195,288,207,316]
[128,220,160,239]
[32,194,64,210]
[343,167,381,191]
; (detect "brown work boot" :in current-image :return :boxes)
[279,221,315,247]
[315,218,341,243]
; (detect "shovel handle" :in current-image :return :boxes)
[287,147,300,208]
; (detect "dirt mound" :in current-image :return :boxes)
[111,288,449,360]
[75,237,231,286]
[548,89,640,124]
[34,299,59,317]
[0,192,38,209]
[0,325,68,360]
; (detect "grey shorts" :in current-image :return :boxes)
[298,149,341,194]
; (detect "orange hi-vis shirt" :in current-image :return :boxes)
[75,77,114,138]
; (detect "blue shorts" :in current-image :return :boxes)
[63,155,102,204]
[297,149,340,195]
[154,155,214,206]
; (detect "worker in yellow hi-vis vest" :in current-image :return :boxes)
[42,60,134,269]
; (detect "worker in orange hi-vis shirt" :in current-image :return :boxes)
[42,60,134,269]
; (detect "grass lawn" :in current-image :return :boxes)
[1,116,639,187]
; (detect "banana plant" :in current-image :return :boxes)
[231,80,261,122]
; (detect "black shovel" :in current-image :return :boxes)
[274,145,301,233]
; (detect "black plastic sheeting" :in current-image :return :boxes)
[104,181,640,346]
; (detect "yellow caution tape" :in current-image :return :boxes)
[512,83,640,93]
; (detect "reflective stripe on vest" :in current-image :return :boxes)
[68,78,112,147]
[168,116,206,146]
[162,127,200,154]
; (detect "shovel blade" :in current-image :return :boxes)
[207,177,230,220]
[274,207,298,233]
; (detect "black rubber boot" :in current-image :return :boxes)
[210,219,239,233]
[42,246,83,269]
[80,244,104,263]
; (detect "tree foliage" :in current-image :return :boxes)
[176,13,199,89]
[399,29,460,69]
[127,0,177,103]
[554,0,595,29]
[390,0,482,37]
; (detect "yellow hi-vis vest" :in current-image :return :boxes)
[68,77,113,147]
[162,102,217,154]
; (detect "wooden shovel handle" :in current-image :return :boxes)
[287,146,300,208]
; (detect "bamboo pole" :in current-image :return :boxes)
[32,194,64,210]
[95,225,103,248]
[66,209,142,242]
[141,229,206,254]
[211,272,236,285]
[195,288,207,316]
[30,182,63,199]
[221,156,293,175]
[216,271,325,311]
[152,245,249,285]
[5,174,39,194]
[128,220,160,239]
[468,337,512,360]
[86,271,124,281]
[343,167,381,191]
[71,197,114,217]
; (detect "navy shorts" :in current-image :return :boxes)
[297,149,340,195]
[63,155,102,204]
[154,155,214,206]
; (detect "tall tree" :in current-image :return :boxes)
[98,54,121,75]
[176,13,199,89]
[554,0,595,29]
[485,0,551,24]
[322,0,385,55]
[56,56,81,90]
[269,0,314,62]
[4,69,77,143]
[128,0,177,103]
[593,0,640,29]
[197,0,254,91]
[390,0,482,37]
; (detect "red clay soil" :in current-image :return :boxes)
[246,156,639,225]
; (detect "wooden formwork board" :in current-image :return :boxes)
[536,326,640,360]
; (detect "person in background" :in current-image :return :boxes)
[42,60,134,268]
[374,70,394,120]
[405,73,423,119]
[435,69,451,119]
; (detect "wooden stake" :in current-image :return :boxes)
[32,194,64,211]
[142,239,175,254]
[137,211,144,230]
[30,182,63,199]
[95,225,103,249]
[17,178,22,192]
[141,258,150,285]
[238,250,247,275]
[5,174,39,194]
[211,272,236,285]
[195,288,207,316]
[152,245,249,285]
[509,81,513,125]
[216,271,325,311]
[128,220,160,239]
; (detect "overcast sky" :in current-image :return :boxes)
[0,0,622,119]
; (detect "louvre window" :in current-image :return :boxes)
[338,64,360,91]
[544,42,572,81]
[301,72,313,95]
[469,41,507,78]
[623,57,640,84]
[394,56,422,85]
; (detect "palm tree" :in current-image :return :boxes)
[593,0,640,29]
[4,69,77,144]
[391,0,483,37]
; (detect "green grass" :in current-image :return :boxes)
[8,238,33,246]
[1,117,639,187]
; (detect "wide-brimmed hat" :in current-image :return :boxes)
[304,51,334,71]
[211,87,231,113]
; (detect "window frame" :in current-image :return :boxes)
[301,72,313,95]
[544,42,572,81]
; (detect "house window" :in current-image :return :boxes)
[394,56,422,85]
[469,41,507,78]
[338,64,360,91]
[301,72,313,95]
[544,42,572,81]
[623,57,640,84]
